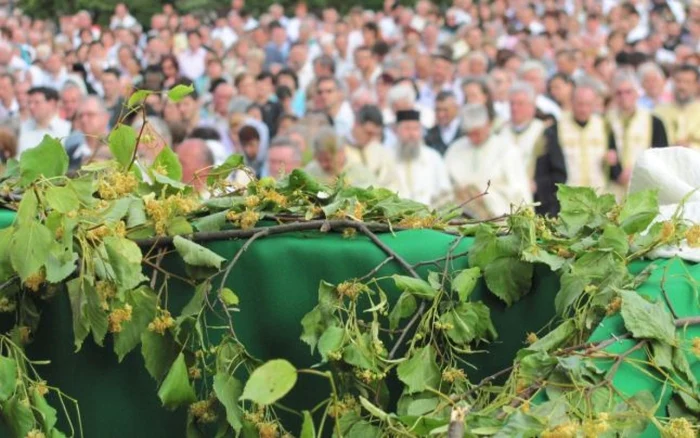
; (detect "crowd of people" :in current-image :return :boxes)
[0,0,698,218]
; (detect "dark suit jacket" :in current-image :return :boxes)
[425,124,462,156]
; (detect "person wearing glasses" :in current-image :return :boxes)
[607,71,668,198]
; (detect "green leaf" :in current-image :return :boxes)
[108,124,137,169]
[440,302,497,345]
[173,235,226,269]
[114,286,158,361]
[99,236,148,290]
[66,278,109,350]
[207,155,244,185]
[153,172,187,189]
[0,355,17,401]
[397,345,440,394]
[167,216,194,236]
[45,246,78,283]
[219,288,239,307]
[452,267,480,302]
[213,373,244,433]
[180,282,208,319]
[389,292,417,330]
[19,135,68,185]
[529,320,575,352]
[599,224,629,255]
[141,330,179,383]
[342,334,377,370]
[15,190,37,226]
[299,410,315,438]
[168,83,195,102]
[0,228,14,281]
[469,226,533,306]
[127,199,147,228]
[620,290,675,344]
[67,177,97,207]
[128,89,151,108]
[405,398,439,416]
[31,387,58,432]
[392,275,437,300]
[1,395,35,437]
[618,190,659,234]
[521,246,566,271]
[359,396,389,421]
[317,326,344,361]
[45,186,79,214]
[10,222,52,281]
[240,359,297,405]
[101,197,132,223]
[556,185,616,236]
[192,211,229,232]
[493,411,545,438]
[158,352,197,410]
[672,347,697,387]
[152,146,182,181]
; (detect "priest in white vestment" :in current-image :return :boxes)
[392,109,453,208]
[445,104,532,219]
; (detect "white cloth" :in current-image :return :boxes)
[629,147,700,262]
[536,94,562,120]
[394,145,452,208]
[440,118,460,147]
[18,116,71,155]
[178,48,207,80]
[211,26,238,49]
[110,15,138,30]
[333,101,355,140]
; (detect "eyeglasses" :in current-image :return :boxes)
[318,88,335,95]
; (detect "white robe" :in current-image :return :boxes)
[347,141,400,191]
[394,145,453,208]
[444,134,532,218]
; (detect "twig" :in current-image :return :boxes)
[447,405,470,438]
[127,106,148,172]
[149,248,166,289]
[142,259,195,286]
[412,250,470,269]
[660,267,680,319]
[451,181,491,213]
[604,340,648,382]
[133,220,458,249]
[455,365,515,401]
[0,276,17,290]
[357,256,394,283]
[675,316,700,327]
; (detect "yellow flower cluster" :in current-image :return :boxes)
[55,226,64,240]
[0,297,16,312]
[98,172,138,200]
[441,367,466,383]
[354,368,386,384]
[18,326,31,345]
[327,395,358,418]
[108,304,133,333]
[397,215,440,229]
[96,281,117,311]
[685,225,700,248]
[262,189,287,207]
[148,310,175,335]
[144,194,200,235]
[662,418,696,438]
[606,297,622,316]
[541,421,579,438]
[352,202,365,221]
[31,380,49,397]
[342,228,357,239]
[526,332,539,345]
[326,350,342,361]
[582,414,610,437]
[661,221,676,242]
[434,321,455,331]
[337,281,362,300]
[244,195,260,208]
[556,247,574,258]
[86,224,110,241]
[227,209,261,230]
[114,221,126,237]
[692,337,700,357]
[24,270,46,292]
[189,399,217,424]
[25,430,46,438]
[257,422,279,438]
[188,366,201,380]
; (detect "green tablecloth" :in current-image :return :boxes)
[0,208,697,437]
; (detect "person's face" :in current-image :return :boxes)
[102,73,120,99]
[272,27,287,45]
[145,94,164,114]
[464,83,487,105]
[673,71,698,103]
[466,125,490,146]
[177,96,198,122]
[28,92,55,122]
[46,54,62,74]
[188,33,201,50]
[257,77,274,101]
[396,120,422,144]
[77,101,108,136]
[549,77,572,104]
[61,88,82,120]
[242,138,260,160]
[614,80,638,113]
[0,77,13,102]
[207,61,223,79]
[237,76,257,100]
[316,149,343,175]
[268,145,301,178]
[15,82,29,108]
[354,49,372,72]
[433,58,452,83]
[213,85,233,115]
[642,72,663,97]
[247,106,262,121]
[572,87,596,121]
[317,80,339,109]
[435,99,457,126]
[509,92,535,126]
[277,75,296,92]
[521,69,544,94]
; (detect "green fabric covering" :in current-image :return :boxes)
[0,209,697,437]
[0,209,14,229]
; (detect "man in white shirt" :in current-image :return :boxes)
[110,3,138,30]
[316,76,355,140]
[347,104,399,190]
[211,17,238,50]
[518,60,562,120]
[0,73,19,123]
[424,91,461,156]
[445,104,532,219]
[177,31,207,81]
[393,109,452,208]
[18,87,71,155]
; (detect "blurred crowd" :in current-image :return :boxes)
[0,0,698,217]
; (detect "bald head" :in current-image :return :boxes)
[177,139,214,192]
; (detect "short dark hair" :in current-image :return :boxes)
[189,126,221,141]
[276,85,292,101]
[275,68,299,90]
[103,67,121,79]
[313,54,336,75]
[28,86,59,102]
[239,125,260,144]
[362,22,379,36]
[257,71,274,82]
[209,78,228,94]
[436,90,457,102]
[186,30,201,38]
[357,104,383,127]
[674,64,700,80]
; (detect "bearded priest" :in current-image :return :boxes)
[445,103,532,220]
[392,109,453,208]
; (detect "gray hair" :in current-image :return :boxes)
[269,135,302,162]
[460,103,490,131]
[637,61,665,82]
[229,96,253,114]
[351,87,377,105]
[133,116,172,147]
[468,51,489,65]
[81,95,109,115]
[574,78,602,97]
[612,70,640,91]
[508,80,537,103]
[312,126,344,154]
[61,81,85,95]
[387,83,417,107]
[518,60,547,80]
